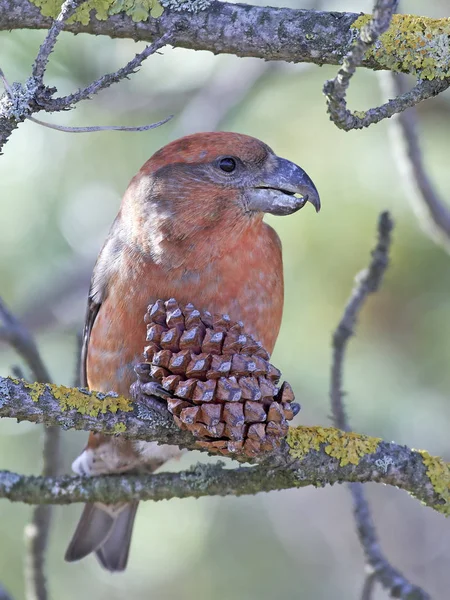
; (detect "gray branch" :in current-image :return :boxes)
[0,431,445,513]
[0,375,449,518]
[0,2,171,151]
[0,298,51,384]
[381,71,450,253]
[46,32,172,111]
[330,212,428,599]
[331,212,392,430]
[2,2,450,145]
[323,0,450,131]
[0,1,445,74]
[31,0,83,81]
[0,375,194,447]
[0,298,58,600]
[0,585,13,600]
[324,0,397,130]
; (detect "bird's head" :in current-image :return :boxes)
[121,132,320,260]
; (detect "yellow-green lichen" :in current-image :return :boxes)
[287,426,381,467]
[31,0,164,24]
[111,422,128,433]
[24,381,45,403]
[47,383,133,417]
[419,450,450,516]
[351,14,450,80]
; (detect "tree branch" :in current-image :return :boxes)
[0,428,447,513]
[331,212,392,429]
[0,299,57,600]
[1,2,450,78]
[0,585,13,600]
[45,31,172,111]
[324,0,398,130]
[381,71,450,253]
[31,0,83,81]
[0,299,51,384]
[0,2,171,151]
[3,3,450,147]
[330,212,429,599]
[323,0,450,131]
[0,375,449,517]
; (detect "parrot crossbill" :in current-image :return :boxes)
[65,131,320,571]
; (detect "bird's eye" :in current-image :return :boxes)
[218,157,237,173]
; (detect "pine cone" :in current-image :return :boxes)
[135,298,299,458]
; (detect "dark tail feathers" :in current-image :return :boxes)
[65,502,139,572]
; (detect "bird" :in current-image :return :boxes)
[65,131,320,571]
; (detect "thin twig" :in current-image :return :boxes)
[24,424,61,600]
[0,298,51,384]
[0,19,172,151]
[323,0,450,131]
[327,76,450,131]
[381,71,450,252]
[0,299,57,600]
[330,213,392,429]
[330,213,429,599]
[0,584,14,600]
[31,0,85,81]
[28,114,173,134]
[360,571,377,600]
[46,33,172,111]
[0,67,12,96]
[323,0,397,130]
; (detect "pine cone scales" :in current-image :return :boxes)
[137,298,299,457]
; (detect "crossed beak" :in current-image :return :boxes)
[245,156,320,216]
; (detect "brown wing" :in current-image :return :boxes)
[80,216,123,388]
[80,295,101,388]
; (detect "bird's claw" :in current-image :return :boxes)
[140,380,173,402]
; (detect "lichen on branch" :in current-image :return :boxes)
[3,2,450,81]
[30,0,213,23]
[1,375,450,516]
[287,426,381,467]
[31,0,165,22]
[352,14,450,80]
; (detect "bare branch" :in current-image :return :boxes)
[0,299,57,600]
[360,572,377,600]
[28,114,173,134]
[0,584,14,600]
[323,1,450,131]
[2,3,450,148]
[323,0,395,129]
[352,483,429,599]
[0,298,51,384]
[31,0,84,81]
[381,72,450,252]
[330,213,429,599]
[0,21,171,151]
[325,76,450,132]
[45,32,172,111]
[331,212,392,428]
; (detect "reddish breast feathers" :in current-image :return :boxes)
[86,221,283,396]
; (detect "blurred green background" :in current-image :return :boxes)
[1,1,450,598]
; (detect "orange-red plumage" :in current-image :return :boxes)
[65,132,319,571]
